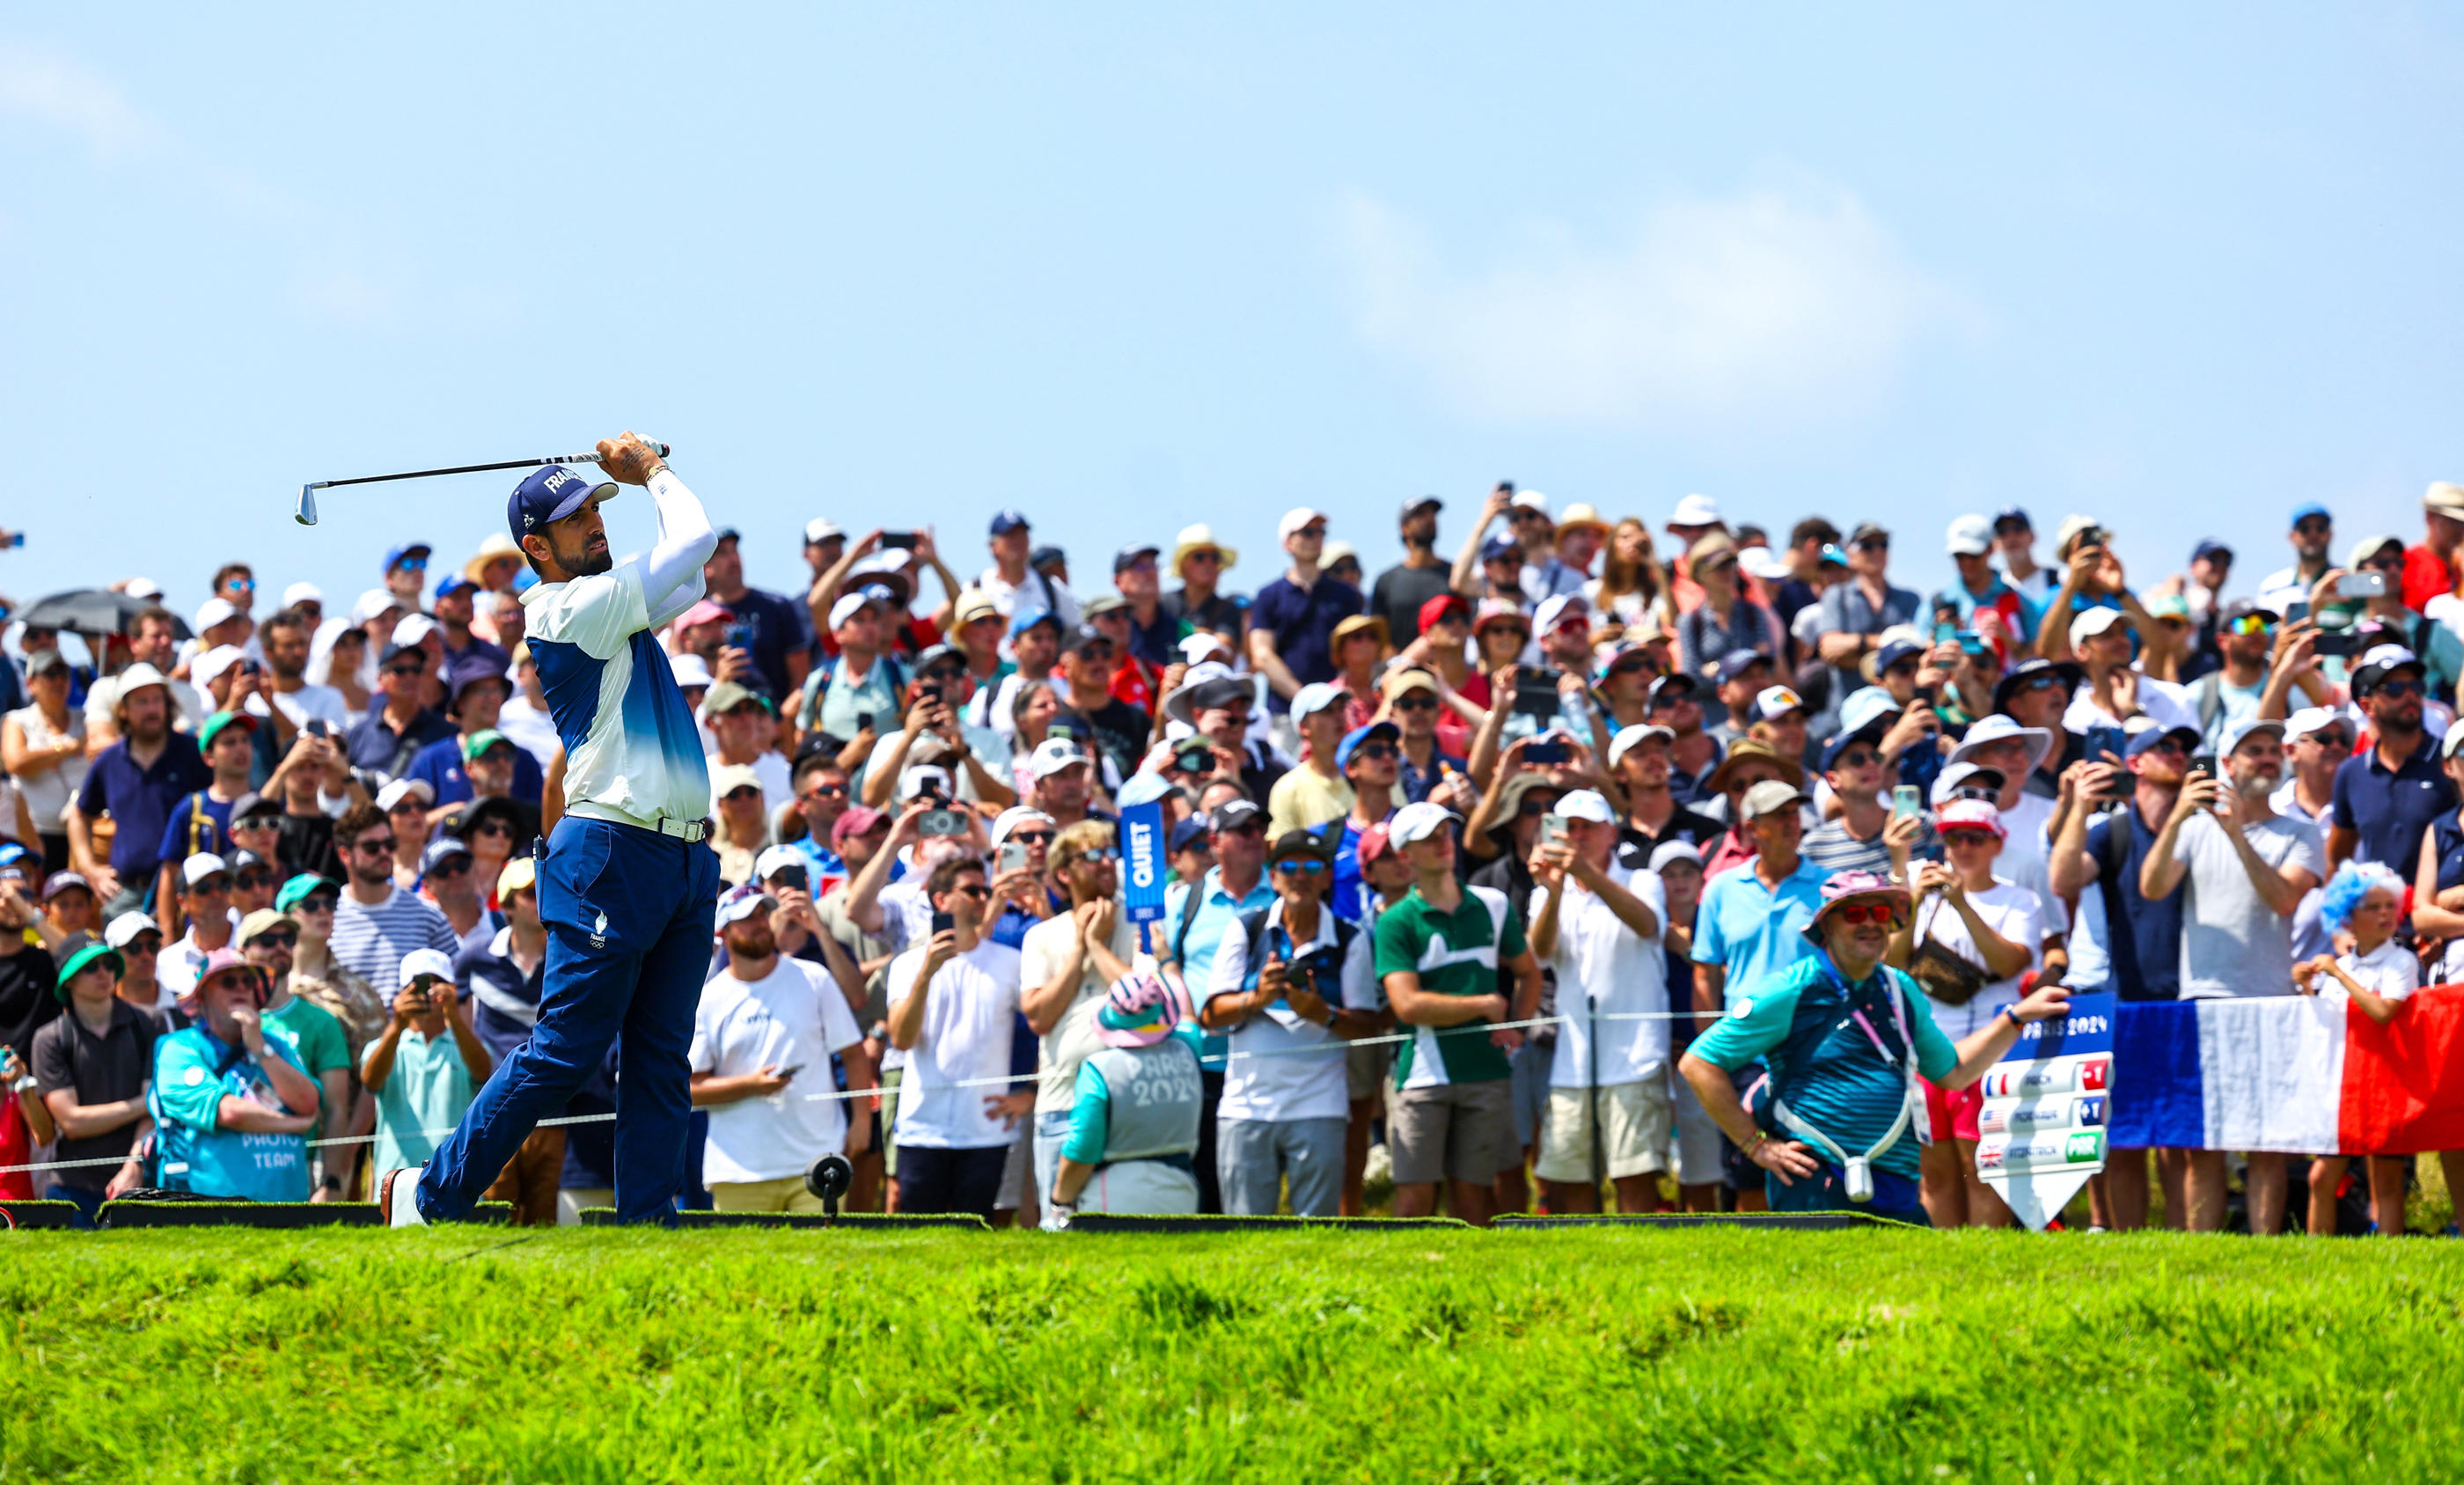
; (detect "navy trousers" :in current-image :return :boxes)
[417,815,719,1224]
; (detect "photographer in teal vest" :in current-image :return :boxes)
[1043,967,1205,1227]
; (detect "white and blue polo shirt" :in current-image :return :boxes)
[523,558,712,828]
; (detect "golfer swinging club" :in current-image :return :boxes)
[380,430,722,1225]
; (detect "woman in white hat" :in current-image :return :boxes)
[1164,524,1243,639]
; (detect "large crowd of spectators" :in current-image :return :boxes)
[4,478,2463,1234]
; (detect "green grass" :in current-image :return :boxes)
[4,1227,2461,1483]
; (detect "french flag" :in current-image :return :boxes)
[2108,987,2464,1154]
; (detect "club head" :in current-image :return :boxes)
[295,482,323,526]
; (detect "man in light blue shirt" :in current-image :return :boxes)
[1157,799,1275,1213]
[149,950,321,1202]
[1690,780,1830,1012]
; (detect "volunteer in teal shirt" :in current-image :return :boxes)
[1680,870,2073,1220]
[1046,971,1207,1224]
[148,950,322,1202]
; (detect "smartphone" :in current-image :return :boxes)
[1514,669,1565,719]
[238,659,261,677]
[304,718,332,739]
[880,532,919,551]
[1910,685,1936,707]
[919,809,968,837]
[1171,746,1212,775]
[1890,784,1921,821]
[770,863,810,894]
[2312,628,2362,659]
[2188,754,2217,784]
[998,841,1029,875]
[1933,621,1959,643]
[2338,571,2387,601]
[1537,813,1567,849]
[3,534,22,548]
[1523,739,1567,765]
[856,710,880,735]
[727,621,754,652]
[774,1064,804,1082]
[930,909,957,936]
[2085,724,2128,767]
[1957,632,1986,655]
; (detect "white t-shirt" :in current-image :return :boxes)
[1204,899,1379,1123]
[1018,903,1132,1114]
[884,937,1023,1149]
[2064,676,2194,738]
[496,695,561,768]
[1913,878,2046,1040]
[1991,790,2068,937]
[974,565,1081,643]
[690,957,865,1184]
[1532,862,1670,1090]
[256,684,349,736]
[2331,938,2420,1004]
[2173,810,2325,1000]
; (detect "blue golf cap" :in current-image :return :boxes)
[384,541,432,574]
[2190,538,2233,562]
[1168,816,1211,855]
[1711,648,1771,683]
[2127,724,2201,760]
[507,466,615,544]
[989,508,1030,536]
[1335,720,1400,770]
[2290,502,2331,527]
[1008,606,1061,639]
[1991,507,2031,532]
[1480,535,1520,563]
[433,573,480,600]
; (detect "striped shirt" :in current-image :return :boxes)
[331,883,458,991]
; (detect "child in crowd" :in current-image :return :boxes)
[2294,861,2419,1236]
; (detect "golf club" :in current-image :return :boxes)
[294,441,672,526]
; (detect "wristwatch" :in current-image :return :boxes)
[1998,1003,2026,1029]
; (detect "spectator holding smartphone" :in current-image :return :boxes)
[362,948,493,1180]
[690,884,875,1213]
[884,857,1030,1217]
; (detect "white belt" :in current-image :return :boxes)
[566,799,711,842]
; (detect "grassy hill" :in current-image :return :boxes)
[4,1224,2459,1482]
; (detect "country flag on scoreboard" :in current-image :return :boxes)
[2107,986,2464,1155]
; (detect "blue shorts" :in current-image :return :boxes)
[1766,1159,1930,1224]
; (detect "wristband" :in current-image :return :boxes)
[1742,1131,1768,1157]
[1998,1003,2025,1029]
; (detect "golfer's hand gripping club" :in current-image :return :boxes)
[294,439,673,526]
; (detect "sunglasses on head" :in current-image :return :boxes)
[1829,901,1903,927]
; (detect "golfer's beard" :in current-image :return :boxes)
[555,535,613,578]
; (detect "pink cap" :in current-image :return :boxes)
[1936,798,2006,840]
[678,599,736,630]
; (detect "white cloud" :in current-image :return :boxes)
[1341,182,1955,434]
[0,40,158,158]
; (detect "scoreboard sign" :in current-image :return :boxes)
[1973,990,2115,1230]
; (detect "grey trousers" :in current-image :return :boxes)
[1216,1115,1346,1217]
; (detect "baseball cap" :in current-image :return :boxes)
[711,761,766,800]
[1847,520,1890,548]
[238,907,299,946]
[40,871,90,901]
[1355,822,1395,865]
[1606,723,1675,768]
[1379,666,1441,701]
[828,590,885,630]
[1479,535,1521,564]
[2052,515,2105,557]
[1867,636,1926,675]
[1533,593,1588,634]
[2218,716,2287,757]
[1837,687,1902,741]
[702,680,772,717]
[1754,686,1806,722]
[1946,514,1994,557]
[1739,779,1811,820]
[1419,592,1471,632]
[804,518,845,545]
[190,645,247,694]
[273,875,336,914]
[2353,644,2425,697]
[1058,623,1111,656]
[1029,737,1091,779]
[421,837,473,873]
[1935,799,2005,840]
[1645,673,1698,709]
[376,777,436,812]
[104,910,164,950]
[1007,606,1061,640]
[1336,721,1400,769]
[1268,828,1336,866]
[1208,799,1264,834]
[1552,789,1616,825]
[1290,682,1346,723]
[1647,840,1702,873]
[23,649,67,679]
[2290,501,2331,527]
[194,597,239,633]
[1472,598,1527,633]
[1399,495,1442,523]
[2190,538,2234,563]
[180,853,231,891]
[2125,725,2200,761]
[716,883,779,926]
[1168,816,1212,855]
[497,858,537,900]
[1030,546,1067,572]
[1710,648,1771,683]
[832,805,889,848]
[2349,534,2404,571]
[398,947,458,989]
[1991,507,2033,533]
[1508,489,1551,518]
[448,662,511,703]
[1276,507,1327,542]
[2070,606,2130,642]
[1667,493,1720,528]
[111,662,171,702]
[752,845,804,884]
[669,651,715,691]
[2283,706,2348,745]
[1387,800,1460,847]
[507,466,613,543]
[988,509,1030,536]
[1112,542,1162,574]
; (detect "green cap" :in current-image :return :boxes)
[55,941,125,1001]
[197,710,257,750]
[461,729,512,763]
[274,873,338,913]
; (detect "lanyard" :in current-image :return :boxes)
[1812,950,1910,1071]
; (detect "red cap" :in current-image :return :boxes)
[1356,823,1395,865]
[1418,592,1471,634]
[831,805,888,848]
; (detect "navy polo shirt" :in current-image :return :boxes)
[404,733,547,807]
[344,706,458,779]
[2085,803,2184,1002]
[2331,737,2456,871]
[75,733,211,880]
[1246,574,1363,712]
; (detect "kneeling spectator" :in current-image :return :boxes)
[1046,973,1206,1223]
[148,950,320,1200]
[690,884,876,1213]
[363,948,493,1179]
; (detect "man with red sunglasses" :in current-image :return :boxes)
[1680,871,2073,1222]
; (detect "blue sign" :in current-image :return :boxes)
[1120,799,1169,925]
[1998,990,2116,1063]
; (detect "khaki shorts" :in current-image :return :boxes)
[1535,1080,1673,1184]
[710,1174,827,1214]
[1346,1040,1395,1103]
[1388,1079,1516,1187]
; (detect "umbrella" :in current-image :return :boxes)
[18,589,192,641]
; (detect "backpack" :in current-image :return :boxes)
[796,651,908,731]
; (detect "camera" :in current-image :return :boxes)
[919,810,968,838]
[880,533,920,551]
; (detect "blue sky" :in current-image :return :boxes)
[4,6,2460,629]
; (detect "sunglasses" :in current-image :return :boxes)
[1485,627,1532,643]
[953,884,993,900]
[1884,661,1919,679]
[389,799,426,813]
[383,665,424,681]
[2224,614,2272,636]
[1073,644,1117,661]
[475,820,513,837]
[723,787,763,803]
[2373,679,2422,699]
[1942,830,1999,849]
[2294,519,2331,535]
[2300,731,2352,751]
[1517,797,1559,818]
[127,935,165,954]
[397,555,429,570]
[1830,747,1879,768]
[188,878,231,895]
[1829,901,1904,927]
[354,836,398,855]
[1078,848,1121,864]
[1184,550,1223,565]
[2019,673,2064,693]
[295,898,337,915]
[1273,858,1328,874]
[1608,658,1655,677]
[801,783,849,801]
[247,930,299,948]
[428,857,473,879]
[2142,738,2188,758]
[1855,538,1890,552]
[1391,694,1438,711]
[1218,822,1266,839]
[234,871,274,891]
[1350,743,1398,762]
[1010,830,1055,846]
